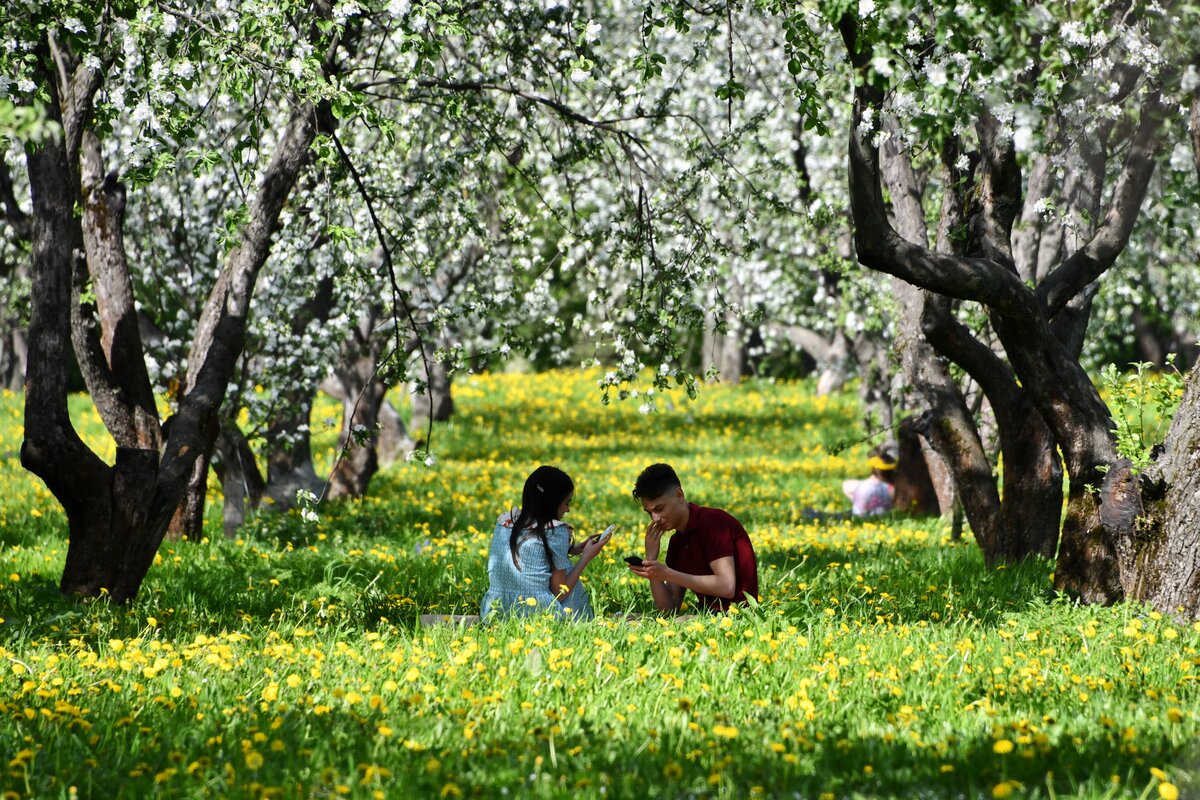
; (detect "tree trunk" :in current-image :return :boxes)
[839,17,1163,579]
[766,324,851,396]
[0,328,27,392]
[893,416,940,515]
[324,306,397,499]
[377,398,414,467]
[21,24,332,600]
[212,423,266,538]
[411,340,454,431]
[327,358,385,499]
[264,396,326,510]
[167,445,214,541]
[879,120,967,521]
[1121,364,1200,615]
[702,281,747,384]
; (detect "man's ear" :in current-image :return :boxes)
[675,486,685,502]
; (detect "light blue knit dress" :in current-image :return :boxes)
[480,510,593,620]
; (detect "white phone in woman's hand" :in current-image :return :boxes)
[597,524,616,543]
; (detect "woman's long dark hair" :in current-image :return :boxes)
[509,466,574,571]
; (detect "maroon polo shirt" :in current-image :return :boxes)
[664,503,758,612]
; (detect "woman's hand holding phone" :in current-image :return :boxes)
[581,525,615,561]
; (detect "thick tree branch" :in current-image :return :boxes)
[839,15,1031,320]
[78,133,160,450]
[21,73,110,512]
[972,109,1021,268]
[154,104,321,535]
[1036,92,1167,317]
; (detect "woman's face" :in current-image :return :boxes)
[556,492,573,519]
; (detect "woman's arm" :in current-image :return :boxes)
[550,534,609,601]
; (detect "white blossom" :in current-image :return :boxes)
[925,63,948,88]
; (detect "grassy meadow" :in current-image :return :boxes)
[1,371,1199,799]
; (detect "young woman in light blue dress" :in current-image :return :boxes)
[481,466,610,620]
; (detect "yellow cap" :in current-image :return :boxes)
[867,455,896,471]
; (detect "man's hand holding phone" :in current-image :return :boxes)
[626,556,669,582]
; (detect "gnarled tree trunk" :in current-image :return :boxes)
[20,21,336,601]
[839,15,1163,583]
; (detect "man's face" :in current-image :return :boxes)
[640,487,687,532]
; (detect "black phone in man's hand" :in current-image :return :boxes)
[624,555,644,567]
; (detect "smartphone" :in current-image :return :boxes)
[624,555,644,567]
[598,524,616,542]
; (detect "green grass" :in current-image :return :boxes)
[0,374,1198,799]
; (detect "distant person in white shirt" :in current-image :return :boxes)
[841,449,896,516]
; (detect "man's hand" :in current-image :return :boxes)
[644,520,665,561]
[629,559,671,582]
[629,559,684,611]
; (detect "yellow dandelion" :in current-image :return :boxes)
[993,739,1015,755]
[1159,784,1179,800]
[712,724,739,738]
[663,761,683,779]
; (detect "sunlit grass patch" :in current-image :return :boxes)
[1,371,1199,799]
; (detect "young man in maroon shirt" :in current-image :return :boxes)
[626,463,758,613]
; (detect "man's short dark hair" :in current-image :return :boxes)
[633,463,681,500]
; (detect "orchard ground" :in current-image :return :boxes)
[1,370,1198,799]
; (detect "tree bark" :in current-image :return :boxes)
[212,423,266,538]
[893,416,940,515]
[323,306,408,499]
[766,324,851,396]
[1123,365,1200,615]
[878,113,1059,560]
[263,395,326,510]
[377,398,414,467]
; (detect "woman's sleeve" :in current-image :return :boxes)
[547,524,572,571]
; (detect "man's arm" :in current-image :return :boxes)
[647,571,685,611]
[635,556,737,608]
